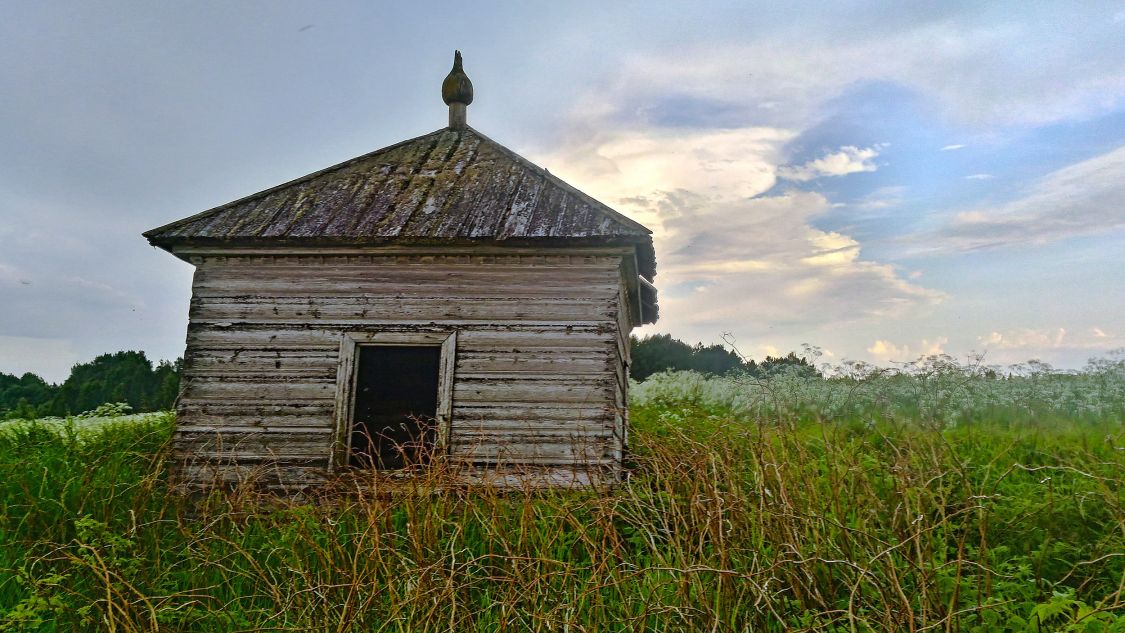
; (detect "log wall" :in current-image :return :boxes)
[173,250,635,490]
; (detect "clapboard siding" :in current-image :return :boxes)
[185,325,617,350]
[190,297,615,322]
[173,251,634,489]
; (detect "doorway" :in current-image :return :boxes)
[349,345,441,469]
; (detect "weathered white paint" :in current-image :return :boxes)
[171,249,639,490]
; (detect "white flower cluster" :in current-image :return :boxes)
[631,352,1125,426]
[0,410,171,438]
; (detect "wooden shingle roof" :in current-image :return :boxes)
[144,127,655,281]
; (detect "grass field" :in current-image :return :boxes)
[1,359,1122,631]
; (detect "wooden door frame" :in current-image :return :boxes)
[329,331,457,473]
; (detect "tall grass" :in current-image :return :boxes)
[1,369,1122,631]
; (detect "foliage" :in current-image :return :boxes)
[633,352,1125,427]
[0,410,169,439]
[0,365,1122,631]
[630,333,819,381]
[0,352,181,419]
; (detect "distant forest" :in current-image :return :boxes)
[0,351,181,419]
[0,336,811,418]
[629,334,816,381]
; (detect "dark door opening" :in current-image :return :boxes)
[349,345,441,469]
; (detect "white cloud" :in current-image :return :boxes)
[964,173,994,180]
[579,15,1125,132]
[968,327,1125,367]
[867,339,907,360]
[778,145,883,182]
[978,328,1067,349]
[534,128,943,346]
[941,144,966,151]
[846,185,907,213]
[976,327,1121,352]
[867,337,948,362]
[925,144,1125,251]
[538,126,791,232]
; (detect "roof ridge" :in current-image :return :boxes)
[142,127,451,239]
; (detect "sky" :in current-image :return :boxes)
[2,1,1124,382]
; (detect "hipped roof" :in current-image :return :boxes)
[144,127,656,281]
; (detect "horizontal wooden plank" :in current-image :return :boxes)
[453,403,609,418]
[449,443,612,463]
[178,402,335,417]
[193,253,624,267]
[452,430,613,442]
[188,349,338,374]
[180,247,631,263]
[193,286,619,301]
[189,319,615,330]
[173,442,331,459]
[174,449,332,462]
[183,377,337,401]
[190,297,616,323]
[184,368,338,380]
[186,325,615,350]
[453,422,612,434]
[173,462,328,486]
[175,425,334,435]
[456,351,610,374]
[456,329,615,349]
[174,428,330,442]
[192,265,620,297]
[176,413,334,429]
[195,265,619,283]
[454,380,615,404]
[192,264,617,282]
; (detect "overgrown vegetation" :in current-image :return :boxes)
[629,333,818,381]
[0,351,181,420]
[0,357,1122,631]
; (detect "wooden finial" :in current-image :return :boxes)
[442,50,473,128]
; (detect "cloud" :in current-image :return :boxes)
[964,173,993,180]
[964,327,1125,367]
[978,328,1067,350]
[927,144,1125,251]
[576,11,1125,132]
[537,126,791,232]
[976,327,1121,351]
[848,185,907,212]
[941,144,966,151]
[867,337,948,362]
[778,145,883,182]
[534,128,943,345]
[867,339,907,359]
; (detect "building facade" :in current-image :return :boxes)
[144,54,657,490]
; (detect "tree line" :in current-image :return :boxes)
[630,334,817,381]
[1,335,810,417]
[0,351,181,419]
